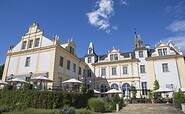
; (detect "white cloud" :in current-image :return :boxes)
[112,25,118,30]
[120,0,128,6]
[166,20,185,32]
[86,0,114,33]
[164,20,185,52]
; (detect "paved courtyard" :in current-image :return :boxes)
[104,103,184,114]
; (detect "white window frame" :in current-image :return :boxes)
[162,63,169,72]
[25,57,31,67]
[112,67,117,75]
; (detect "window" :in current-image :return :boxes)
[88,57,91,63]
[73,63,76,73]
[28,40,33,48]
[123,66,128,74]
[79,67,81,75]
[101,68,106,76]
[139,51,143,58]
[22,41,27,49]
[112,67,117,75]
[67,60,70,70]
[59,56,63,67]
[163,48,167,55]
[25,57,31,67]
[89,49,92,54]
[35,38,40,47]
[111,83,119,90]
[158,48,167,56]
[140,65,145,73]
[70,46,74,55]
[83,69,85,76]
[141,82,147,95]
[162,63,169,72]
[87,70,91,77]
[110,54,118,61]
[158,49,162,56]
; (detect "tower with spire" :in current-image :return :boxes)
[85,42,97,64]
[133,30,144,50]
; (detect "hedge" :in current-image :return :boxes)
[0,90,91,111]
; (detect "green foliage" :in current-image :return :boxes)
[130,84,137,98]
[0,64,4,79]
[3,85,14,91]
[174,91,185,108]
[153,80,159,91]
[87,89,94,98]
[23,83,33,90]
[0,90,92,113]
[88,98,105,112]
[104,102,115,112]
[60,106,75,114]
[112,94,121,104]
[75,108,98,114]
[81,87,87,94]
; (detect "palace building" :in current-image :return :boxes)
[2,23,185,98]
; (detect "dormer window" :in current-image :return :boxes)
[22,41,27,49]
[28,40,33,48]
[35,38,40,47]
[70,46,74,55]
[163,48,167,55]
[88,57,91,63]
[89,49,92,54]
[110,54,118,61]
[158,48,167,56]
[139,51,143,58]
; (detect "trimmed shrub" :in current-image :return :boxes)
[88,98,105,112]
[174,91,185,108]
[112,94,121,104]
[0,90,92,112]
[22,83,33,90]
[60,106,75,114]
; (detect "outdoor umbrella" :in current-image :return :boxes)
[7,78,28,83]
[0,80,8,85]
[105,89,122,94]
[154,88,173,93]
[62,78,83,92]
[30,76,53,82]
[30,76,53,90]
[62,78,83,84]
[93,89,101,94]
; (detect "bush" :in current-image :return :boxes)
[112,94,121,104]
[174,91,185,108]
[60,106,75,114]
[3,85,14,91]
[0,90,92,112]
[22,83,33,90]
[75,108,98,114]
[88,98,105,112]
[104,102,115,112]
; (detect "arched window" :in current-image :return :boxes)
[122,83,130,97]
[111,83,119,90]
[100,84,108,97]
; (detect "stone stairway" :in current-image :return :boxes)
[116,103,184,114]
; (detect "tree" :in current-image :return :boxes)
[153,80,159,91]
[0,64,4,79]
[130,84,137,98]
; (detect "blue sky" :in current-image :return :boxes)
[0,0,185,65]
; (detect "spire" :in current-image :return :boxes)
[133,29,144,49]
[87,42,94,54]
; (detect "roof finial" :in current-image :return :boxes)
[134,28,137,35]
